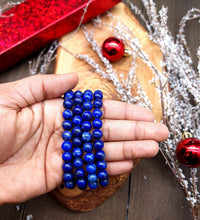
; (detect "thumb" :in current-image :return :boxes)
[0,73,78,109]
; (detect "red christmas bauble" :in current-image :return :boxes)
[102,37,125,62]
[176,138,200,167]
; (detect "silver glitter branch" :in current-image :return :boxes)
[24,0,200,218]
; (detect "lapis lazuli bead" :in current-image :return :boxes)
[72,116,82,126]
[74,97,83,106]
[82,121,92,131]
[64,180,75,189]
[92,118,103,129]
[61,141,72,152]
[84,153,95,164]
[99,179,109,187]
[97,161,107,171]
[86,163,97,174]
[62,163,73,172]
[64,91,74,100]
[82,111,92,121]
[82,132,92,142]
[74,90,82,97]
[83,142,93,153]
[74,168,85,179]
[83,90,93,101]
[63,172,73,181]
[93,129,103,139]
[62,120,73,130]
[95,150,105,161]
[87,174,98,183]
[72,137,82,148]
[97,170,108,180]
[62,152,72,162]
[94,90,103,100]
[83,101,93,111]
[72,148,83,158]
[93,109,103,119]
[63,99,73,109]
[63,109,73,120]
[72,126,82,137]
[77,178,87,190]
[88,181,98,189]
[93,99,103,109]
[62,130,72,141]
[73,106,83,116]
[73,158,83,168]
[93,140,104,150]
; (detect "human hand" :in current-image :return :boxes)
[0,73,168,205]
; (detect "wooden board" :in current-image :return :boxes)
[53,2,163,212]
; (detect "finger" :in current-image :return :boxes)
[1,73,78,109]
[107,160,133,176]
[102,120,169,142]
[104,140,159,161]
[103,100,154,122]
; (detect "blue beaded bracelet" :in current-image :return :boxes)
[61,90,109,190]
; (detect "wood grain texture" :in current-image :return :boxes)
[0,0,199,219]
[53,2,163,212]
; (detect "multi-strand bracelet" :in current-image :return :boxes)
[61,90,109,190]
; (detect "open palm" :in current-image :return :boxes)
[0,73,168,205]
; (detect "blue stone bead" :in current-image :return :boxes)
[99,179,109,187]
[82,111,92,121]
[88,174,98,183]
[93,99,103,109]
[82,121,92,131]
[93,109,103,118]
[63,109,73,120]
[72,116,82,126]
[84,89,93,95]
[73,158,83,168]
[77,178,87,190]
[83,90,93,101]
[93,140,104,150]
[74,168,85,179]
[74,97,83,106]
[64,91,74,99]
[62,163,73,172]
[83,142,93,153]
[83,101,93,110]
[97,170,108,180]
[63,99,73,109]
[97,161,107,171]
[61,141,72,152]
[94,90,103,100]
[73,106,83,116]
[82,132,92,142]
[86,163,97,174]
[88,181,98,189]
[72,126,82,137]
[84,153,95,164]
[74,90,82,97]
[92,118,103,129]
[63,172,73,181]
[62,152,72,162]
[93,129,103,139]
[62,131,72,141]
[64,180,75,189]
[72,137,82,148]
[72,148,83,158]
[62,120,73,130]
[95,150,105,161]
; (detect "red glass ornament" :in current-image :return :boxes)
[102,37,125,61]
[176,138,200,167]
[0,0,121,72]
